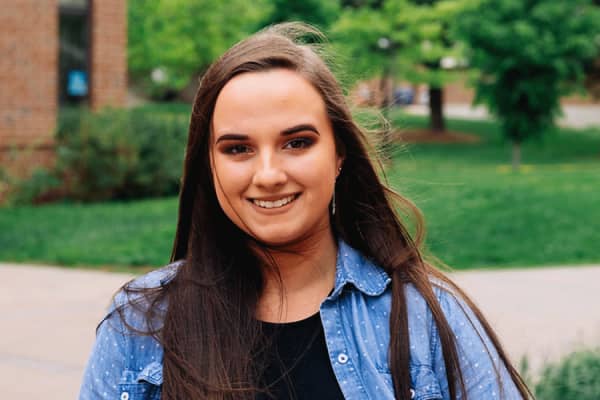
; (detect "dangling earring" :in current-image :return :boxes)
[332,166,341,216]
[332,187,336,215]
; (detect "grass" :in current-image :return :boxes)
[387,112,600,269]
[0,107,598,270]
[0,198,177,272]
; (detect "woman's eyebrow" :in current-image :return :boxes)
[215,133,248,143]
[215,124,319,143]
[282,124,320,136]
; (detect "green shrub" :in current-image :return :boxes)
[535,348,600,400]
[52,107,189,202]
[0,167,11,203]
[9,169,62,205]
[9,106,189,204]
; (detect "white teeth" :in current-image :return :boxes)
[253,195,296,209]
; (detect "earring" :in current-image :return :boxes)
[332,187,336,215]
[332,167,341,215]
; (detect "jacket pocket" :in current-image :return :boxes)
[378,367,442,400]
[410,366,443,400]
[119,361,163,400]
[118,383,160,400]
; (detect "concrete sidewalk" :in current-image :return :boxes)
[1,263,599,398]
[0,265,133,399]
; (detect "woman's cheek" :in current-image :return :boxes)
[214,159,251,189]
[290,155,336,185]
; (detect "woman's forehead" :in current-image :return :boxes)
[211,69,330,136]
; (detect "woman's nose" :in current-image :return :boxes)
[251,154,287,188]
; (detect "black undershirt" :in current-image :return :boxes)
[257,312,345,400]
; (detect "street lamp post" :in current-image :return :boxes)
[378,37,394,155]
[378,37,392,115]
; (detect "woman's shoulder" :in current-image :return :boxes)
[114,260,182,302]
[404,277,486,338]
[402,277,492,356]
[403,275,473,314]
[103,260,184,329]
[402,277,520,396]
[80,264,181,399]
[128,259,182,289]
[428,278,483,333]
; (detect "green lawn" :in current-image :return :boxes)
[0,198,177,272]
[0,108,598,270]
[387,112,600,269]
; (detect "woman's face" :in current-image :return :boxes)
[210,68,343,246]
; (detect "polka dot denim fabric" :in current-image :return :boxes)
[79,266,172,400]
[79,243,523,399]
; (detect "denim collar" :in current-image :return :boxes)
[163,241,391,297]
[330,240,391,299]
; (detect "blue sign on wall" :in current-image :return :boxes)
[67,70,88,97]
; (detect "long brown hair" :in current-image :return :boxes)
[122,23,532,399]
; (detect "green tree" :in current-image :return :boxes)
[341,0,384,7]
[404,0,469,132]
[331,0,406,151]
[128,0,268,99]
[457,0,600,170]
[259,0,341,30]
[332,0,470,133]
[586,0,600,98]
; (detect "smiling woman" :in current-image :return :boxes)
[211,69,342,248]
[79,23,533,400]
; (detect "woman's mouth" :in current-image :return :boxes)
[251,194,299,209]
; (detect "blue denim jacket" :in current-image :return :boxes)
[79,241,522,399]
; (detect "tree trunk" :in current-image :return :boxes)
[429,86,445,133]
[512,141,521,172]
[379,69,394,156]
[379,72,393,116]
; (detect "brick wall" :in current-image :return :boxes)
[90,0,127,110]
[0,0,58,150]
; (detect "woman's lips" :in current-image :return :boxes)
[249,193,300,209]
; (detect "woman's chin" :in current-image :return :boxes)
[246,224,333,251]
[252,233,301,247]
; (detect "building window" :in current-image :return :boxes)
[59,0,90,105]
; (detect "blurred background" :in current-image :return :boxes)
[1,0,600,398]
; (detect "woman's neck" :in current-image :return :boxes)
[255,229,338,323]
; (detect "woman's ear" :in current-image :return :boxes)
[336,157,344,178]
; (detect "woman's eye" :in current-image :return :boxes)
[284,138,313,150]
[224,144,251,155]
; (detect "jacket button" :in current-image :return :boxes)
[121,392,130,400]
[337,353,349,364]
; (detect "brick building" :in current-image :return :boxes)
[0,0,127,187]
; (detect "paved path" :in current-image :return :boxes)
[452,266,600,372]
[405,103,600,129]
[1,263,599,398]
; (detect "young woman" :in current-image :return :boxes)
[79,23,532,400]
